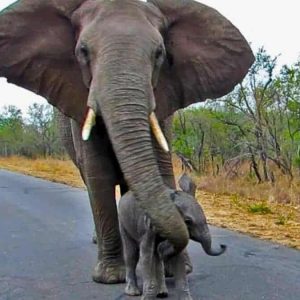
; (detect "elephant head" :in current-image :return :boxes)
[159,191,226,258]
[0,0,254,253]
[173,191,226,256]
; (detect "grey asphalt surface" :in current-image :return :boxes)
[0,169,299,300]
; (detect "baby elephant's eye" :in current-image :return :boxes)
[185,218,193,226]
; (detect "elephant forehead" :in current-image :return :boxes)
[75,0,150,13]
[73,0,163,24]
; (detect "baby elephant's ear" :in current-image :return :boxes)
[0,0,88,123]
[149,0,254,112]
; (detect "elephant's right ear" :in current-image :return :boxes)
[149,0,255,116]
[0,0,88,123]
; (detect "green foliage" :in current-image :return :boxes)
[173,49,300,182]
[0,104,64,158]
[0,106,24,156]
[248,202,272,214]
[173,107,235,173]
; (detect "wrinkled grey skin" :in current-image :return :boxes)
[0,0,253,284]
[58,100,180,284]
[119,187,226,299]
[88,116,193,278]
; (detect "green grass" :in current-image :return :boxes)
[248,202,272,214]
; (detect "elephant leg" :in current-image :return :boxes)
[155,253,168,298]
[57,110,91,191]
[182,250,193,275]
[71,121,125,284]
[120,225,141,296]
[56,110,78,166]
[57,111,101,247]
[154,117,193,276]
[140,230,158,300]
[172,253,193,300]
[92,182,127,245]
[88,184,125,284]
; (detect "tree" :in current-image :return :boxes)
[26,103,62,157]
[0,103,64,158]
[172,49,300,182]
[0,105,24,156]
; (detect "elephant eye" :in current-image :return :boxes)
[155,48,163,60]
[185,218,193,226]
[79,43,90,62]
[155,45,165,62]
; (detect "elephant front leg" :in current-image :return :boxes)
[92,183,128,245]
[155,254,168,298]
[171,253,193,300]
[71,121,125,284]
[120,225,141,296]
[87,177,125,284]
[140,231,159,300]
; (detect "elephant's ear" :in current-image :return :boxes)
[149,0,255,114]
[0,0,88,123]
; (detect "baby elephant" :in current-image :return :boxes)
[118,189,226,299]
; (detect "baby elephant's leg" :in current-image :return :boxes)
[140,230,158,300]
[120,225,141,296]
[172,253,193,300]
[155,253,168,298]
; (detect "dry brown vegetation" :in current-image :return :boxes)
[1,156,299,249]
[198,162,300,205]
[0,156,84,188]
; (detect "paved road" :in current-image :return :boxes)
[0,170,299,300]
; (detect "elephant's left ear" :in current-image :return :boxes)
[149,0,254,112]
[0,0,88,123]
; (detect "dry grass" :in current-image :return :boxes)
[197,191,299,249]
[0,156,84,188]
[197,174,300,206]
[175,157,299,249]
[1,156,299,249]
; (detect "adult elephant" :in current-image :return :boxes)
[0,0,254,284]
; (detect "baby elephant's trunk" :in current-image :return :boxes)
[200,232,227,256]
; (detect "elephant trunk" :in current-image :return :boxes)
[198,229,227,256]
[87,59,189,253]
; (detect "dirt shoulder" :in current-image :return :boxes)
[0,156,299,249]
[197,190,299,249]
[0,157,84,188]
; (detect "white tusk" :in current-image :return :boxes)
[82,108,96,141]
[149,112,170,153]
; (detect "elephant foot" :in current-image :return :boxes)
[157,289,168,298]
[157,281,168,298]
[92,260,125,284]
[125,282,141,296]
